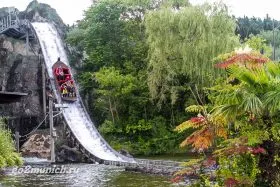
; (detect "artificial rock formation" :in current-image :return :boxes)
[21,133,51,159]
[21,128,86,163]
[0,0,68,118]
[56,145,86,163]
[0,34,42,117]
[0,1,78,163]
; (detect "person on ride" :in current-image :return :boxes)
[55,57,64,81]
[62,85,68,97]
[70,82,76,97]
[65,75,71,81]
[56,65,64,81]
[66,80,75,97]
[60,84,64,93]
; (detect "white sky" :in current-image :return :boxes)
[1,0,280,24]
[190,0,280,20]
[0,0,92,25]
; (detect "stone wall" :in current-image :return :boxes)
[0,0,69,119]
[0,34,43,117]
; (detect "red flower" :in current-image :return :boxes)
[190,117,205,123]
[215,53,269,69]
[251,147,266,155]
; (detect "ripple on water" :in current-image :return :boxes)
[0,164,176,187]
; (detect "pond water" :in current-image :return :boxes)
[0,164,181,187]
[138,153,199,162]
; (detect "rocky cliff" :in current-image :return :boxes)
[0,0,67,118]
[0,1,83,162]
[19,0,67,37]
[0,34,42,117]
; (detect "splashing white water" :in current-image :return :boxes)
[32,22,134,163]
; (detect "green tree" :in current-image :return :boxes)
[236,14,279,41]
[259,30,280,60]
[67,0,149,125]
[236,16,264,41]
[145,3,239,105]
[94,67,137,123]
[67,0,185,155]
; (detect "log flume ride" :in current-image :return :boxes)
[32,22,135,163]
[52,59,77,102]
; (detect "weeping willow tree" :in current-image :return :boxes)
[145,3,239,105]
[123,0,190,9]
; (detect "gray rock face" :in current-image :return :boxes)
[0,34,42,117]
[21,133,51,159]
[18,0,67,38]
[20,128,86,163]
[0,0,69,118]
[119,149,133,158]
[56,145,86,163]
[0,2,77,163]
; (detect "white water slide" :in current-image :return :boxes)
[32,22,135,163]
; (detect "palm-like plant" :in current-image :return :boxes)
[210,61,280,185]
[175,50,280,185]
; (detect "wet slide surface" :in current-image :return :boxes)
[32,22,134,163]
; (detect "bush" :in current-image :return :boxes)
[0,119,23,168]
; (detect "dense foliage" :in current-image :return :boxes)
[236,14,280,41]
[67,0,179,155]
[174,50,280,186]
[66,0,239,155]
[0,119,23,168]
[145,3,238,104]
[66,0,280,185]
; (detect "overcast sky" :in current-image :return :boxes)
[0,0,92,25]
[1,0,280,25]
[191,0,280,20]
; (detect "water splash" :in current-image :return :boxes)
[31,22,134,163]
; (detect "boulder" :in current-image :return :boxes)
[119,149,133,158]
[21,134,51,159]
[56,144,85,163]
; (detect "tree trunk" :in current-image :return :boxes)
[144,106,147,121]
[113,99,119,121]
[109,97,115,124]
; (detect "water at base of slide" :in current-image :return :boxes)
[32,22,134,163]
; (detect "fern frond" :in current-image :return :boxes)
[175,120,194,133]
[213,104,240,121]
[240,93,263,114]
[263,90,280,113]
[266,62,280,78]
[175,116,205,133]
[186,105,205,113]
